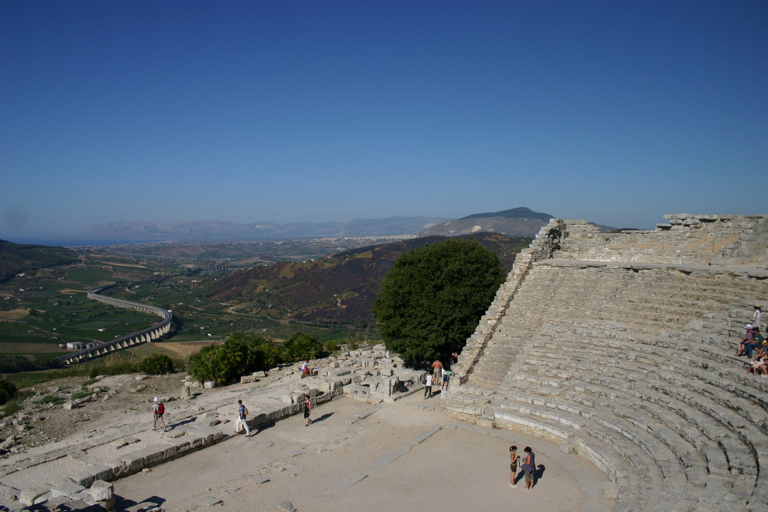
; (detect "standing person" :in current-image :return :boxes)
[424,373,433,399]
[509,445,520,488]
[431,359,443,381]
[754,306,762,329]
[522,446,536,490]
[235,399,251,437]
[442,368,451,391]
[152,397,167,432]
[304,394,312,426]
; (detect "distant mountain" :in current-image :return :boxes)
[0,239,79,283]
[419,207,615,237]
[86,216,452,242]
[210,233,531,327]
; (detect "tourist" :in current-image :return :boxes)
[740,327,764,358]
[509,445,520,488]
[235,399,251,437]
[304,394,312,426]
[301,359,311,379]
[748,354,768,376]
[152,397,167,432]
[431,359,443,381]
[442,368,451,391]
[424,373,433,399]
[521,446,536,490]
[754,306,763,329]
[737,325,756,356]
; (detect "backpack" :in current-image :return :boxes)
[157,403,164,414]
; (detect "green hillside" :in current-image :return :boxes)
[0,240,80,283]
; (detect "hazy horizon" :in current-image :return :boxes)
[2,1,766,239]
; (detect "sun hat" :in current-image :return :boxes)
[154,397,159,402]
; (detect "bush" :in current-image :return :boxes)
[323,339,339,354]
[186,332,280,385]
[0,380,18,406]
[137,354,175,375]
[281,332,323,362]
[372,238,506,363]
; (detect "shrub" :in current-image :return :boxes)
[137,354,175,375]
[0,380,18,406]
[281,332,323,362]
[186,332,279,385]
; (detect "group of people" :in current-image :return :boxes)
[509,445,536,490]
[738,307,767,376]
[424,359,452,399]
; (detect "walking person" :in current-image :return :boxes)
[442,368,451,391]
[431,359,443,381]
[235,399,251,437]
[521,446,536,490]
[424,373,433,399]
[304,394,312,426]
[509,445,520,488]
[152,397,167,432]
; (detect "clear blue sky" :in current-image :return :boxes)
[1,1,766,240]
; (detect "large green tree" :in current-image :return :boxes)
[372,238,506,363]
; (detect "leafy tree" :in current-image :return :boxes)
[372,238,506,363]
[281,332,323,362]
[186,331,279,384]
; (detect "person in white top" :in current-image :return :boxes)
[754,306,762,329]
[424,373,433,399]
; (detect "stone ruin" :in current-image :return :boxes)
[274,344,426,404]
[445,214,768,511]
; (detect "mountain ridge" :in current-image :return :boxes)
[420,207,615,237]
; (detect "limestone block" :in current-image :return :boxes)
[19,487,49,506]
[277,501,296,512]
[90,480,113,502]
[63,401,77,410]
[281,395,293,404]
[181,386,191,398]
[290,383,309,393]
[203,381,216,389]
[240,375,256,384]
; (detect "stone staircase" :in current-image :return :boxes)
[444,215,768,512]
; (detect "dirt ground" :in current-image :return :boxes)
[114,392,613,512]
[0,373,186,453]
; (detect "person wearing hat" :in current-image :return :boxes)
[152,397,167,432]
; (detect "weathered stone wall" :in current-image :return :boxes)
[553,214,768,266]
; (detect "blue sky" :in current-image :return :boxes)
[1,1,766,240]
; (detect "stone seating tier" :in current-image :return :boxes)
[444,215,768,511]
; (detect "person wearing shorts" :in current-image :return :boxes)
[509,445,519,488]
[152,397,167,432]
[522,446,536,490]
